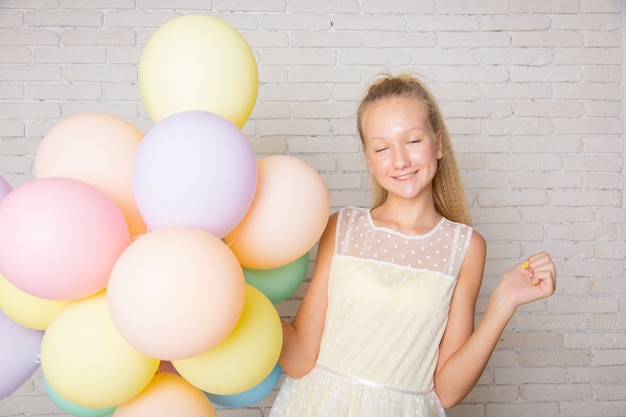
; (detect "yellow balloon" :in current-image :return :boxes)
[0,274,69,330]
[173,285,283,395]
[113,373,217,417]
[139,14,258,128]
[41,292,160,408]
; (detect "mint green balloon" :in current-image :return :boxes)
[243,251,309,304]
[45,378,116,417]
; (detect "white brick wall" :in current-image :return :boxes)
[0,1,624,417]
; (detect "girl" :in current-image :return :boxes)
[270,73,556,416]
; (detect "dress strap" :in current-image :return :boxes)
[314,364,432,396]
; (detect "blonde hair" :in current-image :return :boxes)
[356,73,472,226]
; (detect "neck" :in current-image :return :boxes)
[370,196,442,235]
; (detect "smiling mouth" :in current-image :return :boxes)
[394,171,416,180]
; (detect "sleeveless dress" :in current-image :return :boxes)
[270,206,473,417]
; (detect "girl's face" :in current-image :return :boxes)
[362,96,443,201]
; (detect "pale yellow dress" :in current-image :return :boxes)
[270,206,473,417]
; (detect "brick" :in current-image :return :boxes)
[291,31,361,48]
[261,48,336,66]
[331,14,405,31]
[215,0,285,12]
[60,28,136,46]
[551,14,621,31]
[33,46,107,63]
[520,349,592,367]
[365,32,435,48]
[362,0,434,13]
[0,46,30,63]
[260,14,330,31]
[510,0,579,13]
[437,0,508,14]
[286,0,360,14]
[521,383,592,401]
[406,15,479,32]
[494,365,567,384]
[0,28,59,45]
[26,10,103,27]
[480,15,551,31]
[481,47,552,65]
[0,10,24,27]
[512,31,582,47]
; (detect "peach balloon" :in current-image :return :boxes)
[0,274,69,330]
[107,227,246,361]
[173,284,283,395]
[41,293,160,409]
[34,112,146,237]
[113,373,217,417]
[224,155,330,269]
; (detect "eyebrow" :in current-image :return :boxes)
[367,126,429,141]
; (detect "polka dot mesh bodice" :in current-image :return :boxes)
[270,206,473,417]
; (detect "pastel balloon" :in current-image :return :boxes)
[139,14,258,128]
[0,177,131,300]
[113,373,217,417]
[225,155,330,269]
[41,293,159,408]
[34,112,146,237]
[107,227,246,361]
[0,274,69,330]
[173,284,283,395]
[0,175,11,201]
[244,251,310,304]
[205,363,282,408]
[0,310,43,400]
[132,111,257,237]
[45,378,117,417]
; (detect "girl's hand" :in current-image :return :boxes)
[498,252,556,309]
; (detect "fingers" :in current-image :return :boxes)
[524,252,556,293]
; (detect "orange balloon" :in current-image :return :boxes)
[34,112,146,238]
[113,373,217,417]
[107,227,246,361]
[224,155,330,269]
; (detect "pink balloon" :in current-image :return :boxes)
[0,310,43,400]
[0,178,131,300]
[0,175,11,201]
[133,111,257,238]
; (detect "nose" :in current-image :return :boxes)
[392,146,410,169]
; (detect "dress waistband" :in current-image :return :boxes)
[314,363,432,396]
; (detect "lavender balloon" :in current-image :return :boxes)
[0,310,44,399]
[0,176,12,201]
[133,111,257,238]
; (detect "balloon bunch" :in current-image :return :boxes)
[0,14,330,417]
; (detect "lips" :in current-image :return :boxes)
[394,171,416,180]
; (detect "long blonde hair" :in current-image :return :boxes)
[356,73,472,226]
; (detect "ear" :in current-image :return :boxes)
[436,131,444,160]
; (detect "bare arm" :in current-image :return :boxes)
[434,233,556,408]
[278,212,337,378]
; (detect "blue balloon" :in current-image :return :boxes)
[205,363,282,408]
